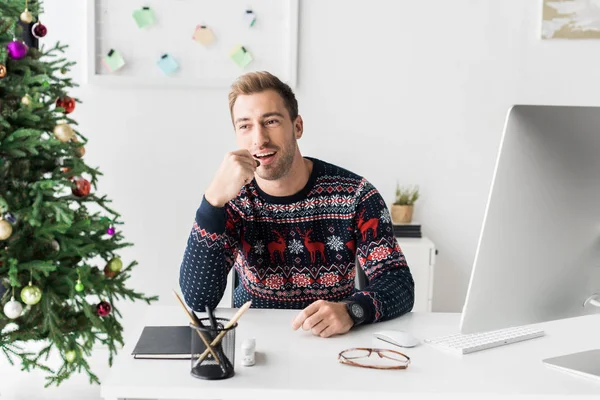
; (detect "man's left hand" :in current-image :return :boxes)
[291,300,353,338]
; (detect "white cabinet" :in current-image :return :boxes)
[218,236,436,312]
[396,236,436,312]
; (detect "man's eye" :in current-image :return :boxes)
[239,125,249,130]
[266,120,278,125]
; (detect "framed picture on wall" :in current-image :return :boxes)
[542,0,600,39]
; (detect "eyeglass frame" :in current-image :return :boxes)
[337,347,411,370]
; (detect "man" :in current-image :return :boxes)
[179,71,414,338]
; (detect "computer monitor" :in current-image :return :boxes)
[460,104,600,335]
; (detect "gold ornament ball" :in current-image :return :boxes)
[72,136,86,158]
[21,95,31,106]
[0,64,7,79]
[0,220,12,240]
[20,9,33,23]
[53,123,74,142]
[20,284,42,305]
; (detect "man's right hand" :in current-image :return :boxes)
[204,150,259,207]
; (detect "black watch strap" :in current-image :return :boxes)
[342,300,366,326]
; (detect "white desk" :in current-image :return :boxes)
[101,306,600,400]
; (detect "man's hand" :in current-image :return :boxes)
[291,300,354,338]
[205,150,259,207]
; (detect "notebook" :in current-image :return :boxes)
[131,326,191,359]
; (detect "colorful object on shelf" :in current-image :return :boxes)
[230,45,253,68]
[192,25,215,46]
[103,49,126,72]
[132,7,155,28]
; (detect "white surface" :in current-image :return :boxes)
[425,325,545,355]
[85,0,298,88]
[100,305,600,400]
[461,105,600,334]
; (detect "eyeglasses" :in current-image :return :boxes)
[338,347,410,370]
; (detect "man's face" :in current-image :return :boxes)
[233,90,302,181]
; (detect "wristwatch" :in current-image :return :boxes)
[341,300,366,326]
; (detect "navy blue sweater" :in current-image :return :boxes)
[179,158,414,324]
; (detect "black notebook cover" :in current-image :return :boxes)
[131,326,191,359]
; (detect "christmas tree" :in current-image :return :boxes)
[0,0,158,386]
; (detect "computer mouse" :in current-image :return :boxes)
[373,330,420,348]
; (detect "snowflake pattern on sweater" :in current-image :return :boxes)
[179,158,414,323]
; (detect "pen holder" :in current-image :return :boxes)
[190,318,237,380]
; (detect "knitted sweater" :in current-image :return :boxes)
[179,157,414,324]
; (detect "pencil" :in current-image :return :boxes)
[172,290,222,365]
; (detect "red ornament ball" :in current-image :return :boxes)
[104,264,117,278]
[72,177,91,197]
[97,301,111,317]
[32,22,48,38]
[56,96,75,114]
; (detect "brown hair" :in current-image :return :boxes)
[229,71,298,123]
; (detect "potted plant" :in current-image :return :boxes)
[391,183,419,224]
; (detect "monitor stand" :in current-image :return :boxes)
[543,349,600,382]
[542,294,600,382]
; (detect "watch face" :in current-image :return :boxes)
[351,303,364,319]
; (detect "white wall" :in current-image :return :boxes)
[4,0,600,398]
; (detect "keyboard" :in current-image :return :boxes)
[424,326,545,355]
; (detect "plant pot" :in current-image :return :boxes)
[391,204,413,224]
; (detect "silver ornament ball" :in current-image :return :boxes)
[3,296,23,319]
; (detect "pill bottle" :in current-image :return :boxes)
[241,338,256,366]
